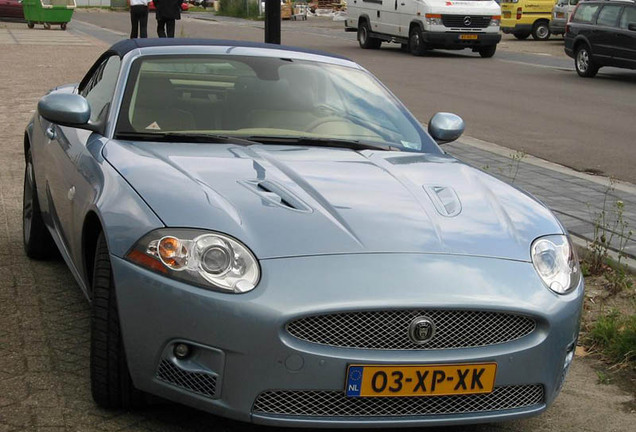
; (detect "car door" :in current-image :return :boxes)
[593,3,623,63]
[615,5,636,66]
[42,54,121,265]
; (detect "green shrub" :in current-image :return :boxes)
[218,0,260,18]
[588,310,636,364]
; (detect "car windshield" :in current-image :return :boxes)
[115,55,438,153]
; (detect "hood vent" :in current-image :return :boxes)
[240,180,312,213]
[424,185,462,217]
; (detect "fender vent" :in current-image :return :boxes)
[240,180,312,212]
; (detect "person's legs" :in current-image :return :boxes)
[139,7,148,38]
[166,19,176,38]
[130,7,138,38]
[157,17,167,38]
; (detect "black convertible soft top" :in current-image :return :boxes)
[107,38,349,62]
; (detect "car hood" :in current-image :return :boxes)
[103,141,563,261]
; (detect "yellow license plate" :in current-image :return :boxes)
[459,34,479,40]
[345,363,497,397]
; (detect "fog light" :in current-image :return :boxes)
[174,343,191,359]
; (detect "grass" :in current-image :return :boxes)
[587,310,636,365]
[217,0,260,19]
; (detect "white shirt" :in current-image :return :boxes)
[130,0,149,6]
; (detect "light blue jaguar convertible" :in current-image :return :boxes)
[23,38,584,427]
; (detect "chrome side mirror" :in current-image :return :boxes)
[428,112,465,144]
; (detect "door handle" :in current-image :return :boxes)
[45,125,56,140]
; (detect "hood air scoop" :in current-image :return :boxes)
[240,180,312,213]
[424,185,462,217]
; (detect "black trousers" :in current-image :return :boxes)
[157,18,176,38]
[130,5,148,38]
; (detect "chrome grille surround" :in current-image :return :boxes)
[156,359,217,398]
[286,309,536,350]
[442,15,492,28]
[253,385,544,417]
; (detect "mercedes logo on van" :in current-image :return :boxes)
[408,316,436,344]
[463,16,472,26]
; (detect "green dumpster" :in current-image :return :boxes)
[22,0,76,30]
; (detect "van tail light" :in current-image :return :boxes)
[517,7,522,20]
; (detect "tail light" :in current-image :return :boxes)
[516,8,522,20]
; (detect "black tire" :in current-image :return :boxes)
[90,233,145,409]
[478,45,497,58]
[513,31,530,40]
[409,25,427,56]
[358,21,381,49]
[531,21,550,41]
[574,45,599,78]
[61,23,67,30]
[27,21,35,29]
[23,149,55,259]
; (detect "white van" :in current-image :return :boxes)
[345,0,502,57]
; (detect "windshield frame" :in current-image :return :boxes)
[113,53,442,154]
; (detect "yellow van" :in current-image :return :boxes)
[500,0,556,40]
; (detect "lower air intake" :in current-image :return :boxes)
[253,385,544,417]
[156,359,217,399]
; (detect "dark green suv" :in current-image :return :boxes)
[564,0,636,77]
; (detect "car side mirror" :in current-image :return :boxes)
[628,23,636,31]
[37,93,97,131]
[428,112,465,144]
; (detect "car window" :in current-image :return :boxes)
[116,55,438,153]
[80,56,121,124]
[572,3,601,23]
[619,6,636,28]
[596,4,623,27]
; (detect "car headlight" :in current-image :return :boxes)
[531,235,580,294]
[126,229,260,293]
[425,14,443,26]
[489,15,501,26]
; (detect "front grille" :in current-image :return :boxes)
[253,385,544,417]
[442,15,492,28]
[156,359,217,398]
[286,310,536,350]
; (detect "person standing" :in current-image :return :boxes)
[155,0,181,38]
[129,0,149,39]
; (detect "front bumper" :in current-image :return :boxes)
[501,24,533,34]
[421,32,501,49]
[113,253,583,427]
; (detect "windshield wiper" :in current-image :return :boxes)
[115,131,259,146]
[246,136,402,152]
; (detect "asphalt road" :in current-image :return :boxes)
[70,10,636,184]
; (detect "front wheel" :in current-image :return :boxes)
[575,45,599,78]
[358,21,381,49]
[478,45,497,58]
[27,21,35,29]
[90,232,145,409]
[531,21,550,41]
[61,23,67,30]
[409,26,427,56]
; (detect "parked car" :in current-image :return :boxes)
[550,0,580,36]
[500,0,555,40]
[344,0,502,58]
[0,0,25,20]
[565,0,636,77]
[149,0,189,11]
[25,38,583,427]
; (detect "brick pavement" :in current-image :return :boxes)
[0,19,634,432]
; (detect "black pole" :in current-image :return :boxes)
[264,0,281,44]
